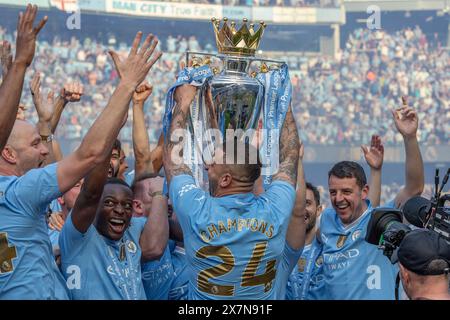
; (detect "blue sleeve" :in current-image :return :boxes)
[260,180,296,224]
[59,212,95,257]
[131,216,147,236]
[48,229,60,250]
[282,243,303,275]
[275,243,303,299]
[50,199,62,213]
[169,174,208,233]
[6,163,61,217]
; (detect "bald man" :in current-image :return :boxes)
[0,30,162,299]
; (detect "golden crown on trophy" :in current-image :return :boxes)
[211,17,266,57]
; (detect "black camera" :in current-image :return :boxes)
[366,168,450,262]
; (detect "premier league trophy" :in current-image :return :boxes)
[203,18,267,134]
[164,18,292,189]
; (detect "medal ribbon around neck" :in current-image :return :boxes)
[103,235,140,300]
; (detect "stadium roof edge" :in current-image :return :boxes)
[343,0,449,12]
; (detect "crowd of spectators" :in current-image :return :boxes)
[0,25,448,149]
[293,27,449,146]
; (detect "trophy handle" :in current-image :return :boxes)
[185,51,214,68]
[248,57,284,74]
[185,51,285,75]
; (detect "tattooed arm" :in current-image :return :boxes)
[272,106,300,187]
[163,84,196,188]
[286,142,307,250]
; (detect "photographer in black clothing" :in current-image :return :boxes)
[397,229,450,300]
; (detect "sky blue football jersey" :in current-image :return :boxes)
[59,214,147,300]
[286,236,325,300]
[169,175,296,300]
[48,229,60,255]
[125,170,135,187]
[319,200,398,300]
[0,163,68,299]
[48,200,63,255]
[273,242,303,300]
[49,199,62,213]
[142,244,174,300]
[168,244,189,300]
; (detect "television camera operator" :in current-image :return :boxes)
[366,168,450,300]
[397,229,450,300]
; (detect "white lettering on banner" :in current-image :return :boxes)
[140,3,167,15]
[272,7,316,24]
[366,265,381,290]
[112,0,136,11]
[222,6,252,20]
[107,0,222,20]
[66,265,81,289]
[51,0,78,11]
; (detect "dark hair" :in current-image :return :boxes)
[113,139,122,153]
[105,177,131,190]
[328,161,367,189]
[221,137,261,183]
[425,260,450,275]
[306,182,320,207]
[131,173,162,192]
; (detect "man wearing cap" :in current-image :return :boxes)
[397,229,450,300]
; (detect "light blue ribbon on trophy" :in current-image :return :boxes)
[163,65,214,188]
[163,63,291,191]
[256,63,292,189]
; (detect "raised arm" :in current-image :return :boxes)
[30,72,56,164]
[57,32,162,193]
[150,133,164,174]
[139,176,169,262]
[286,142,307,250]
[0,5,47,150]
[163,84,196,187]
[70,154,110,233]
[362,134,384,207]
[272,106,300,187]
[50,82,84,134]
[392,97,424,208]
[0,40,12,81]
[132,82,155,178]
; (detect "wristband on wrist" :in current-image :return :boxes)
[40,134,53,143]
